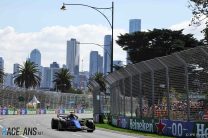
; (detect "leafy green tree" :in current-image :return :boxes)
[117,28,200,63]
[14,61,41,89]
[188,0,208,25]
[65,87,83,94]
[188,0,208,44]
[53,68,73,92]
[91,73,106,92]
[0,68,4,84]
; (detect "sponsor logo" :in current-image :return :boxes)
[1,127,43,136]
[120,118,127,128]
[156,120,166,134]
[112,117,117,126]
[129,119,154,132]
[196,123,208,138]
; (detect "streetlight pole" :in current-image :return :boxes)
[60,2,114,73]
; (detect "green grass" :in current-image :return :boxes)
[95,123,173,138]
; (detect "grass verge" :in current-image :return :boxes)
[95,123,173,138]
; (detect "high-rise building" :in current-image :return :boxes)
[66,38,80,76]
[103,35,112,75]
[50,68,60,90]
[0,57,4,70]
[62,64,67,69]
[30,49,41,68]
[127,19,141,64]
[40,67,51,90]
[89,51,103,77]
[4,73,13,87]
[66,38,80,88]
[13,63,20,87]
[13,63,20,75]
[50,62,60,68]
[79,72,88,92]
[48,61,60,90]
[129,19,141,33]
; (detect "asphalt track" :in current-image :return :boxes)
[0,114,147,138]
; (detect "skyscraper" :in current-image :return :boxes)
[103,35,112,75]
[89,51,103,77]
[66,38,80,76]
[127,19,141,64]
[13,63,20,75]
[129,19,141,33]
[30,49,41,68]
[13,63,20,86]
[40,67,51,90]
[49,61,60,90]
[66,38,80,88]
[4,73,13,87]
[50,68,60,89]
[50,62,60,68]
[0,57,4,70]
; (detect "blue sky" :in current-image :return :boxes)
[0,0,204,73]
[0,0,192,32]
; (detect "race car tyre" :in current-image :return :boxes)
[87,129,94,132]
[51,119,56,129]
[58,121,63,131]
[86,120,95,132]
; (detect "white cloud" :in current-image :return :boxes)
[0,25,127,73]
[169,20,206,40]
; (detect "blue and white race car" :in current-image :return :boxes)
[51,114,95,132]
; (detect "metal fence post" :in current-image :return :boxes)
[132,66,142,119]
[122,79,125,116]
[144,62,155,118]
[157,58,170,119]
[123,68,133,117]
[175,54,190,121]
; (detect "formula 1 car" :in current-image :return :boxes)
[51,114,95,132]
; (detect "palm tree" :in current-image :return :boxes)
[53,68,73,92]
[14,61,41,89]
[92,73,106,92]
[0,68,4,84]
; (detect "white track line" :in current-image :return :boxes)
[72,133,82,137]
[0,124,3,128]
[20,135,29,138]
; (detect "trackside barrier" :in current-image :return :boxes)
[0,108,93,115]
[8,110,18,115]
[64,109,75,114]
[84,109,93,114]
[111,116,208,137]
[26,110,36,115]
[46,109,56,114]
[55,109,65,114]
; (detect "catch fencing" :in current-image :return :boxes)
[0,86,93,112]
[105,46,208,122]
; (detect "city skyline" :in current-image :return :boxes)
[0,0,206,73]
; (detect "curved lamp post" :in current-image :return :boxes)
[77,42,111,57]
[60,2,114,73]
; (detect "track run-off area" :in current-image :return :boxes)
[0,114,147,138]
